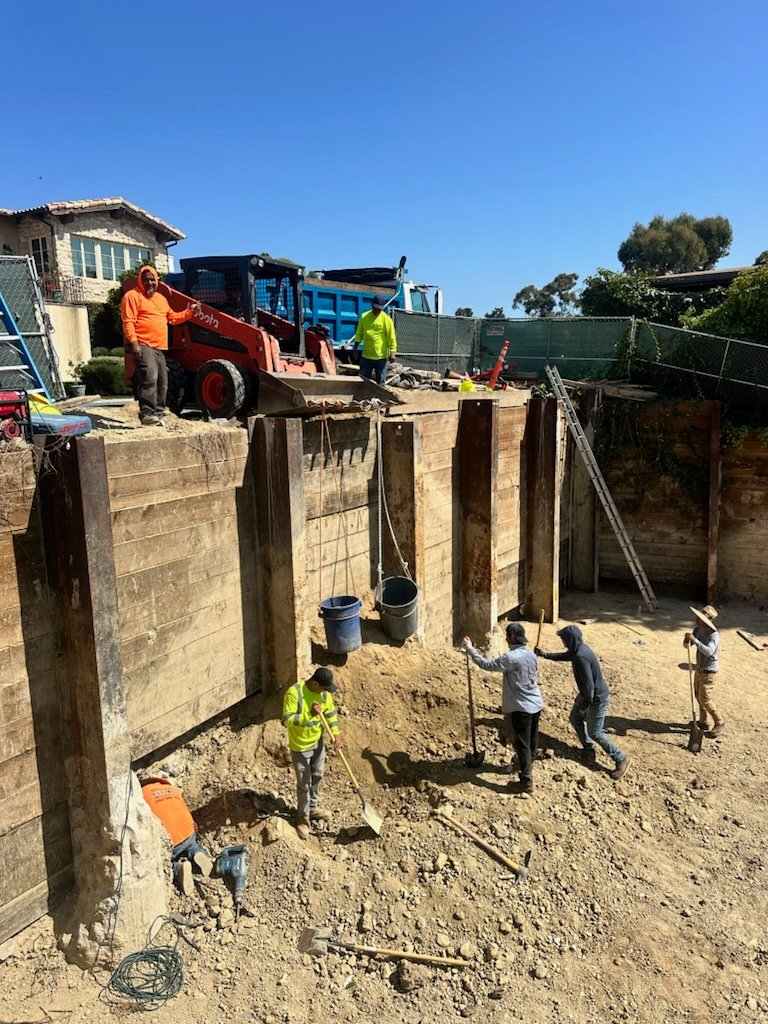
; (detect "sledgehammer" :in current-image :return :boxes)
[434,809,531,882]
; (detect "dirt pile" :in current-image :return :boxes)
[2,591,767,1023]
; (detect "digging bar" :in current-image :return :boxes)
[435,809,531,882]
[298,926,468,967]
[319,712,384,835]
[687,646,703,754]
[463,652,485,768]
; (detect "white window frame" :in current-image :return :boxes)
[70,234,153,282]
[30,236,50,275]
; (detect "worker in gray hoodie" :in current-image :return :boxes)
[463,623,544,795]
[536,625,631,781]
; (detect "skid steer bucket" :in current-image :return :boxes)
[256,371,401,417]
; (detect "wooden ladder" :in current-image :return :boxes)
[545,363,658,611]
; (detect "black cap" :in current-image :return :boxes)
[506,622,528,644]
[309,667,336,692]
[372,293,389,309]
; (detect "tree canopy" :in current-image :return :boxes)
[579,268,726,326]
[454,307,474,317]
[485,306,505,319]
[512,273,579,317]
[617,214,732,274]
[683,264,768,341]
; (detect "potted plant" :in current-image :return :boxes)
[65,361,87,398]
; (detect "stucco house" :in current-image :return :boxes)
[0,197,186,305]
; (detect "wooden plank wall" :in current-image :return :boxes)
[720,434,768,602]
[418,411,460,640]
[598,402,713,589]
[303,417,378,603]
[497,407,527,614]
[106,432,261,759]
[0,449,73,945]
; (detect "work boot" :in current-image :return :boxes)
[508,779,535,795]
[140,414,162,426]
[192,851,213,877]
[611,756,631,781]
[310,808,331,822]
[296,819,311,841]
[176,860,195,896]
[708,721,725,738]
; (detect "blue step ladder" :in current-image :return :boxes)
[0,289,51,399]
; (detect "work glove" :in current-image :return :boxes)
[534,646,543,657]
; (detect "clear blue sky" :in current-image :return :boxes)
[4,0,766,315]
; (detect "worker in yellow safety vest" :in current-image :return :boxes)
[282,667,341,840]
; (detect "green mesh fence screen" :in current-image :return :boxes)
[392,309,479,374]
[479,317,629,379]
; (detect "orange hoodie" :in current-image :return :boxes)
[120,265,195,350]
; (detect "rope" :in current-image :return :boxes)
[107,917,185,1007]
[375,406,412,584]
[321,412,357,596]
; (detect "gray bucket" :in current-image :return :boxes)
[376,576,419,641]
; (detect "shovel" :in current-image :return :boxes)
[435,809,531,883]
[298,926,468,967]
[463,652,485,768]
[319,712,384,835]
[687,645,703,754]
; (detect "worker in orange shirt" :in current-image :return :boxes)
[140,774,213,895]
[120,266,201,426]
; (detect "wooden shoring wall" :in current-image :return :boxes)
[0,447,72,945]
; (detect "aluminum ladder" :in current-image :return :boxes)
[0,290,50,397]
[545,363,658,611]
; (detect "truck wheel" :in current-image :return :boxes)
[165,357,189,415]
[195,359,250,418]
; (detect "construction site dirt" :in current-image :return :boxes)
[2,589,766,1024]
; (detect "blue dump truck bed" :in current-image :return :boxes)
[301,277,397,346]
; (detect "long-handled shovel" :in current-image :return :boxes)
[299,926,468,967]
[463,652,485,768]
[320,712,384,835]
[687,646,703,754]
[535,608,544,649]
[435,809,531,883]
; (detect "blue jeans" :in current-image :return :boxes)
[570,696,625,764]
[360,357,388,385]
[170,833,209,887]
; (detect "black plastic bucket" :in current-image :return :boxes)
[376,576,419,641]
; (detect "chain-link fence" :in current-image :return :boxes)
[479,317,629,379]
[0,256,63,399]
[393,309,479,374]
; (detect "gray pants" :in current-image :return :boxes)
[291,741,326,823]
[134,344,168,419]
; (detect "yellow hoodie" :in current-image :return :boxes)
[120,266,195,350]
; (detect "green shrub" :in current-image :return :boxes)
[109,346,126,358]
[91,346,109,357]
[77,357,130,396]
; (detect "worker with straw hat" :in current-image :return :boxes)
[685,605,724,738]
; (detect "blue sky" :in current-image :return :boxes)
[3,0,766,315]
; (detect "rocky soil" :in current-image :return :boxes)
[2,590,767,1024]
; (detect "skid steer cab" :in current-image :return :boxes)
[122,255,399,418]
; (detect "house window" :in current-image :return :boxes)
[30,237,50,274]
[70,236,152,281]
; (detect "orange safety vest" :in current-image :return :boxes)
[141,779,196,847]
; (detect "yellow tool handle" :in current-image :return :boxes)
[340,940,467,967]
[319,710,362,791]
[536,608,544,649]
[438,811,522,874]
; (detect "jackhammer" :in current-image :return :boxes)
[214,844,249,920]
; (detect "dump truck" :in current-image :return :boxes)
[301,256,443,346]
[124,254,399,418]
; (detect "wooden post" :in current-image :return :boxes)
[459,399,499,639]
[524,396,561,624]
[570,388,601,592]
[38,435,167,967]
[251,416,311,692]
[707,402,722,603]
[381,419,425,633]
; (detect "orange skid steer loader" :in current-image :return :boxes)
[123,255,398,417]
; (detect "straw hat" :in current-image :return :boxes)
[690,604,718,630]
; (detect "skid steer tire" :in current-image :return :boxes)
[165,356,190,416]
[195,359,251,419]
